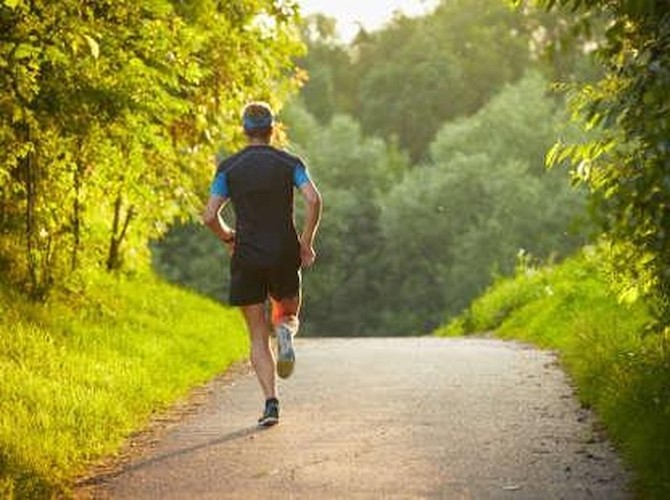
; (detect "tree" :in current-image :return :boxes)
[296,14,358,124]
[530,0,670,326]
[0,0,304,297]
[375,73,588,334]
[335,0,532,161]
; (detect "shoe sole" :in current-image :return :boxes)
[277,357,294,378]
[258,416,279,427]
[276,327,295,379]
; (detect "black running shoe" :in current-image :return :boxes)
[258,398,279,427]
[276,323,295,379]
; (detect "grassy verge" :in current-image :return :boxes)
[436,249,670,498]
[0,271,248,498]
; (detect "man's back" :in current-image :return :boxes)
[217,144,303,267]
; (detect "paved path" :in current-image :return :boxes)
[82,337,630,499]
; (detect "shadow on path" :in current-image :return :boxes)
[77,425,262,489]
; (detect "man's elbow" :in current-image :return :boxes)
[202,197,225,228]
[306,188,322,209]
[202,210,218,228]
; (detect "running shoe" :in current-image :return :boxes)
[258,398,279,427]
[276,323,295,379]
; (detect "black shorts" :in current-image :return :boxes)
[229,259,301,306]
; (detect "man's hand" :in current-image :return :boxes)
[223,232,236,255]
[301,242,316,268]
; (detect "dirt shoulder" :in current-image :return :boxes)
[77,337,630,499]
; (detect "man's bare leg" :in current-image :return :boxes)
[241,303,277,400]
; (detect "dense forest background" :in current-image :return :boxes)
[154,0,596,335]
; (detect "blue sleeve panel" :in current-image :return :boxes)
[212,162,308,196]
[294,163,310,188]
[210,171,229,198]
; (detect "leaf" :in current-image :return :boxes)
[545,141,562,167]
[14,43,38,60]
[83,34,99,59]
[619,284,640,305]
[2,0,21,9]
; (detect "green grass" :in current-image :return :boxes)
[437,249,670,498]
[0,271,248,498]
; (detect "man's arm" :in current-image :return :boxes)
[202,195,235,250]
[299,180,322,267]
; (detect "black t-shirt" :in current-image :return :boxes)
[212,145,310,267]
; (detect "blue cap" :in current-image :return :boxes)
[243,114,273,130]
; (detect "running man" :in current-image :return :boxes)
[203,102,322,427]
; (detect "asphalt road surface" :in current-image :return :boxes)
[80,337,631,499]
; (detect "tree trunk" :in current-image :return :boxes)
[71,141,84,271]
[22,124,39,295]
[0,186,6,232]
[106,193,135,271]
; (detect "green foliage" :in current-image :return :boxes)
[358,0,534,161]
[0,0,304,297]
[531,0,670,326]
[374,73,588,334]
[296,14,355,124]
[0,270,247,497]
[299,0,533,161]
[151,222,230,302]
[431,72,560,168]
[297,0,601,164]
[439,248,670,497]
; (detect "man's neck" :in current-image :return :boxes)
[248,138,270,147]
